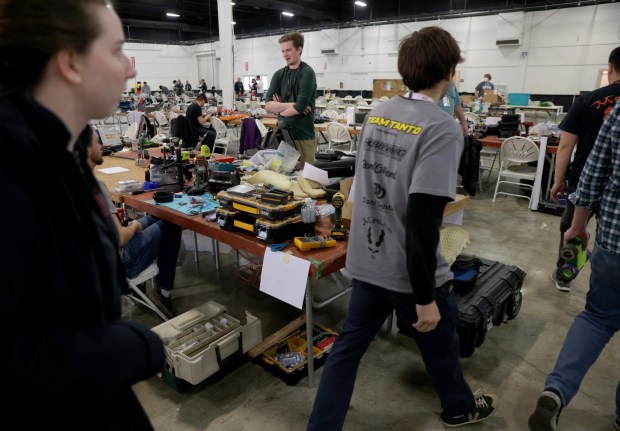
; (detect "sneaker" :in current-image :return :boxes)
[528,390,562,431]
[146,288,176,318]
[440,392,497,427]
[551,271,571,292]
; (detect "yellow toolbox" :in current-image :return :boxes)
[217,190,303,221]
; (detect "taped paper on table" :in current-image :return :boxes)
[259,249,310,309]
[97,167,130,174]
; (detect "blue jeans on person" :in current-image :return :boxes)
[307,279,474,431]
[120,215,182,292]
[545,243,620,419]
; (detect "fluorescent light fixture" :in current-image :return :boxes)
[166,12,180,17]
[230,2,235,5]
[355,1,367,6]
[231,21,236,24]
[282,11,294,17]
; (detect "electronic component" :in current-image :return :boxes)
[294,235,336,251]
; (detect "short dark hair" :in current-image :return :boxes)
[484,73,492,80]
[0,0,110,95]
[279,32,304,49]
[196,94,206,101]
[397,26,463,92]
[609,47,620,72]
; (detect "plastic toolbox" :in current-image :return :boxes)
[453,256,526,358]
[151,301,262,385]
[216,207,305,244]
[217,190,303,221]
[248,317,338,385]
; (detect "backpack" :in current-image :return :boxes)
[450,255,483,292]
[260,124,297,151]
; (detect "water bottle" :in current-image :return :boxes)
[301,198,316,237]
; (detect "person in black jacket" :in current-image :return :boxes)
[0,1,165,428]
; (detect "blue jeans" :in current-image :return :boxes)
[545,243,620,419]
[307,279,474,430]
[120,215,182,292]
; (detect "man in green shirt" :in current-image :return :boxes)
[265,31,317,164]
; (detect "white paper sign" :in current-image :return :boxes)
[302,162,329,186]
[97,167,130,174]
[259,249,310,309]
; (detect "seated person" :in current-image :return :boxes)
[87,130,182,317]
[186,94,216,150]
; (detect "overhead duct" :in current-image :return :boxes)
[496,12,524,46]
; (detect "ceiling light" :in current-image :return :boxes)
[230,2,235,5]
[166,12,180,17]
[282,11,294,17]
[231,21,236,24]
[354,1,367,6]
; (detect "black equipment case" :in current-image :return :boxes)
[454,255,526,358]
[313,156,356,178]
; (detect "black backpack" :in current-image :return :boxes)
[260,124,297,151]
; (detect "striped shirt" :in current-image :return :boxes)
[570,99,620,253]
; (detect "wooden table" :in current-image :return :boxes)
[95,154,149,203]
[122,191,349,388]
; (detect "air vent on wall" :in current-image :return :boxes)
[321,48,338,55]
[496,38,521,46]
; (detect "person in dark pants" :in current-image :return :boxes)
[186,94,216,150]
[87,131,182,317]
[529,99,620,431]
[0,0,165,428]
[306,26,497,430]
[548,46,620,292]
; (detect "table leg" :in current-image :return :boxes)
[530,136,548,211]
[213,239,220,270]
[305,278,315,388]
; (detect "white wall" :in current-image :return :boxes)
[123,3,620,96]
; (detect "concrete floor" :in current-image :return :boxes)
[127,179,619,431]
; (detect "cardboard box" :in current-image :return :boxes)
[339,176,354,228]
[483,91,503,104]
[460,95,475,105]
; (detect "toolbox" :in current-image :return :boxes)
[453,256,526,358]
[248,316,338,385]
[396,256,525,358]
[216,207,305,243]
[217,190,304,221]
[151,301,262,386]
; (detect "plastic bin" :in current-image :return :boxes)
[508,93,530,106]
[151,301,262,386]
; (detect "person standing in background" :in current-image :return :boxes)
[185,80,192,92]
[0,0,164,427]
[199,78,208,93]
[265,31,317,165]
[141,81,151,97]
[256,75,264,99]
[548,46,620,292]
[307,26,496,430]
[528,99,620,431]
[474,73,494,98]
[234,77,244,98]
[439,80,469,135]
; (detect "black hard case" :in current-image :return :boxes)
[454,256,526,358]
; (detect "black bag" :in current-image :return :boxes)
[260,124,297,151]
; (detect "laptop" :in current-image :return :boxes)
[96,125,124,151]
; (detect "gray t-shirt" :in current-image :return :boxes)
[345,95,463,294]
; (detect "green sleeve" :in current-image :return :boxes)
[293,65,317,114]
[265,68,283,102]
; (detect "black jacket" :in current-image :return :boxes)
[0,93,164,429]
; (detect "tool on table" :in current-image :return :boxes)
[294,235,336,251]
[557,237,590,282]
[330,191,347,241]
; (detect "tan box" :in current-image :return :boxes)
[483,92,503,104]
[460,95,475,105]
[339,176,354,228]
